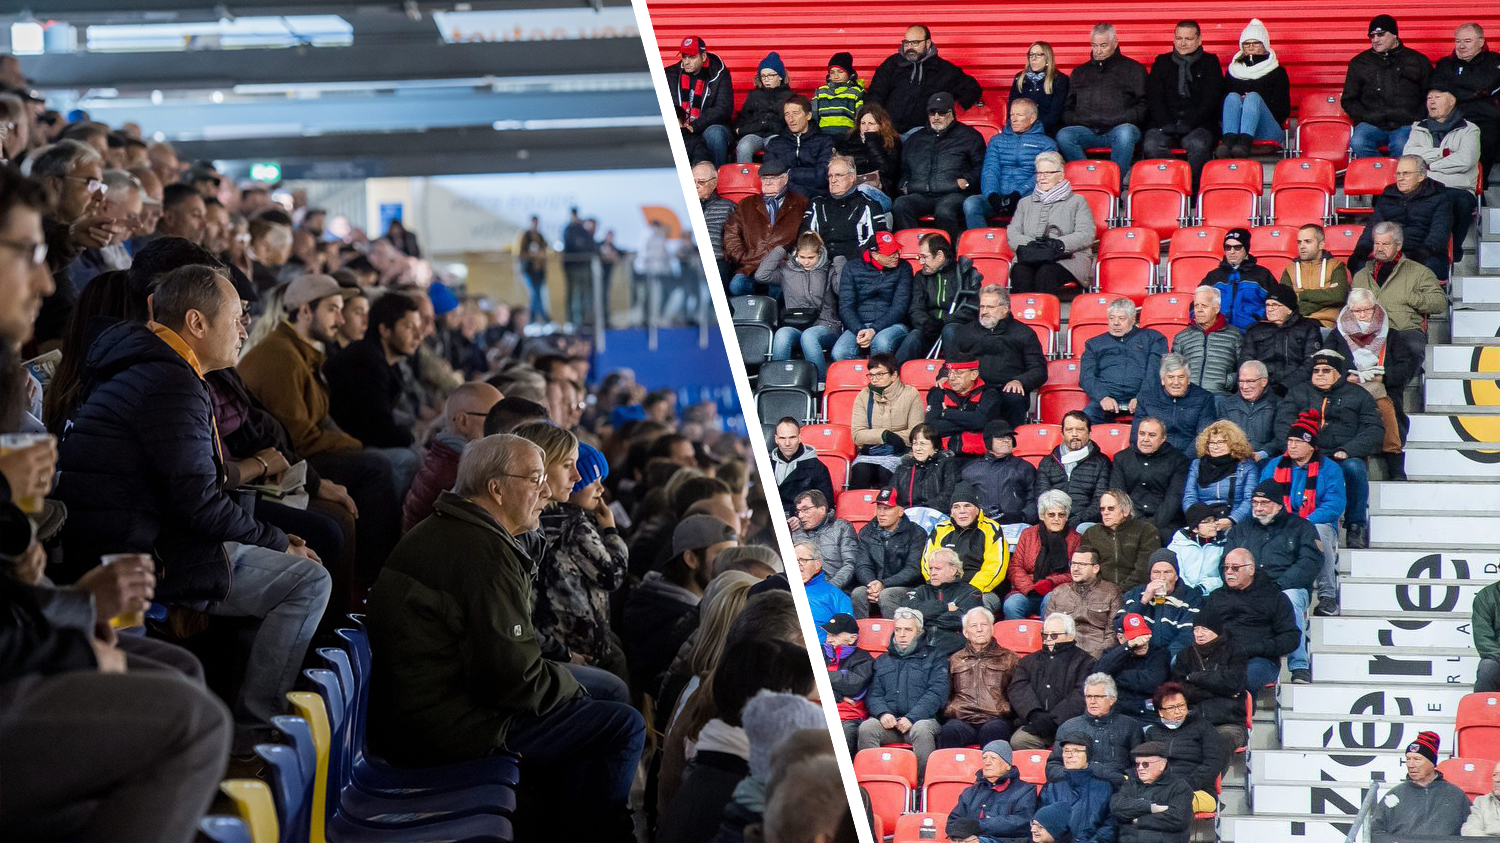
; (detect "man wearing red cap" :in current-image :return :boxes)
[1094,612,1170,719]
[1370,730,1472,837]
[923,355,998,458]
[664,36,733,166]
[832,229,913,360]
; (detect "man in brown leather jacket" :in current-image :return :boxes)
[940,605,1021,749]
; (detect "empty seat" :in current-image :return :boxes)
[1066,159,1121,234]
[856,617,894,653]
[967,257,1010,288]
[1067,293,1116,328]
[836,489,879,531]
[958,227,1014,260]
[717,163,761,202]
[854,746,919,787]
[1011,293,1061,354]
[994,619,1043,653]
[1091,423,1132,458]
[1165,225,1226,292]
[1140,292,1194,332]
[823,389,860,427]
[1013,750,1049,785]
[1038,386,1088,425]
[758,359,818,393]
[1046,357,1081,387]
[735,323,773,368]
[1298,91,1345,120]
[755,387,814,426]
[1439,757,1494,798]
[1066,323,1108,358]
[1094,226,1160,303]
[1249,225,1300,279]
[901,358,945,392]
[1323,224,1364,259]
[825,359,870,392]
[1269,158,1336,226]
[1340,157,1398,216]
[892,813,950,843]
[859,774,911,839]
[895,228,945,258]
[1125,159,1192,239]
[1294,118,1352,169]
[1014,423,1062,461]
[1457,693,1500,760]
[801,423,856,461]
[1197,160,1263,230]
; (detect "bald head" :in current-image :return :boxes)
[448,382,504,442]
[1223,548,1256,590]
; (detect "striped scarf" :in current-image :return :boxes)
[1033,179,1073,204]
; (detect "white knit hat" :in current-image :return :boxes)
[1239,18,1271,49]
[742,690,829,780]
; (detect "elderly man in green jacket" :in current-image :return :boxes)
[367,434,645,838]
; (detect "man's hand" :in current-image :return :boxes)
[1127,398,1139,413]
[314,480,358,518]
[879,713,898,730]
[1100,396,1119,413]
[286,535,322,563]
[1142,579,1165,600]
[947,602,958,612]
[896,716,913,732]
[76,555,155,624]
[13,542,46,586]
[787,514,801,532]
[90,638,127,673]
[856,328,875,348]
[1149,804,1168,814]
[956,179,969,190]
[68,212,118,250]
[0,437,57,502]
[1333,450,1348,460]
[569,652,588,665]
[1003,379,1025,394]
[867,581,883,600]
[254,448,291,480]
[1215,517,1234,533]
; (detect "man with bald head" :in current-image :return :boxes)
[1200,548,1302,688]
[147,141,183,188]
[1432,23,1500,180]
[402,381,503,531]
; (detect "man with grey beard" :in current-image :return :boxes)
[951,284,1047,427]
[857,608,949,774]
[1225,480,1321,683]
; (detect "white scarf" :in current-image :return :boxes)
[1058,442,1092,478]
[1228,48,1280,81]
[695,718,751,759]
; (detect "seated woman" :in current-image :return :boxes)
[1007,41,1069,136]
[1218,19,1291,158]
[1170,612,1249,750]
[1006,151,1095,299]
[849,353,926,488]
[1323,288,1420,482]
[1167,503,1228,594]
[887,423,959,530]
[834,104,902,212]
[1182,420,1257,530]
[762,231,845,379]
[733,53,793,163]
[1004,489,1078,620]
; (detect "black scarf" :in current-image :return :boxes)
[1171,48,1205,99]
[1196,452,1239,487]
[1421,108,1465,146]
[1035,526,1071,579]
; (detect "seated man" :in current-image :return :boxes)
[1260,411,1346,616]
[924,485,1010,613]
[960,421,1037,524]
[1274,349,1383,548]
[823,613,876,753]
[1349,158,1456,281]
[324,289,424,492]
[945,740,1038,843]
[1049,548,1124,658]
[366,434,646,835]
[897,232,982,365]
[1370,731,1473,839]
[1120,549,1203,658]
[903,547,984,656]
[833,229,913,360]
[892,92,986,240]
[1046,672,1143,788]
[1228,480,1324,684]
[1109,416,1191,545]
[769,417,836,514]
[850,487,928,619]
[1142,20,1223,190]
[1057,23,1148,178]
[1173,286,1241,396]
[55,265,331,758]
[1343,15,1431,160]
[1350,220,1449,362]
[962,97,1058,227]
[1083,490,1162,593]
[403,381,503,531]
[1407,81,1481,258]
[1110,742,1194,838]
[802,153,885,260]
[797,540,854,642]
[723,159,809,295]
[1143,682,1233,815]
[665,36,733,167]
[789,489,859,590]
[857,607,949,775]
[1038,411,1113,529]
[1009,612,1098,750]
[1094,614,1171,719]
[950,285,1048,429]
[1132,353,1218,455]
[1432,23,1500,184]
[764,95,834,198]
[1475,579,1500,693]
[1080,297,1168,423]
[925,356,1000,458]
[1171,611,1250,750]
[1218,361,1281,461]
[941,606,1021,749]
[1238,283,1323,397]
[1281,224,1351,329]
[1036,734,1116,842]
[865,25,983,134]
[1200,548,1300,690]
[1200,227,1277,330]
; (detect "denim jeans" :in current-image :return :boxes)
[1352,123,1414,160]
[1221,92,1283,142]
[736,133,772,163]
[502,695,646,810]
[1312,522,1340,604]
[1056,124,1142,180]
[858,183,893,213]
[700,124,732,167]
[521,267,550,323]
[937,717,1014,749]
[209,542,332,753]
[772,324,838,377]
[1283,587,1310,671]
[1003,590,1043,620]
[371,445,420,500]
[1246,656,1281,689]
[729,273,780,300]
[833,325,909,360]
[564,663,629,704]
[1333,455,1369,524]
[962,194,1003,230]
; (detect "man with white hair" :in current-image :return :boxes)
[858,607,948,773]
[31,138,117,344]
[1216,360,1281,462]
[1405,81,1481,260]
[1350,157,1456,280]
[940,606,1021,749]
[693,160,737,283]
[904,546,983,655]
[1045,672,1143,787]
[1173,286,1241,396]
[1079,297,1168,423]
[68,168,142,288]
[1056,23,1149,178]
[1131,353,1218,454]
[1008,612,1098,750]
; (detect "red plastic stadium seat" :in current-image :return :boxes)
[1014,424,1062,461]
[1339,157,1397,216]
[1095,227,1160,303]
[801,423,855,460]
[717,163,761,203]
[1294,118,1352,169]
[824,389,859,427]
[1038,386,1088,425]
[1012,293,1061,353]
[1457,693,1500,760]
[1323,224,1364,260]
[994,619,1043,654]
[820,455,848,492]
[895,228,945,259]
[901,359,945,392]
[922,749,983,814]
[1165,226,1225,292]
[958,227,1015,260]
[976,124,1001,144]
[1067,323,1108,357]
[893,813,950,843]
[1140,292,1193,333]
[968,257,1010,288]
[870,813,884,842]
[1250,225,1299,279]
[1439,757,1495,798]
[836,489,879,531]
[1047,357,1081,387]
[1197,160,1263,230]
[1013,749,1049,785]
[1091,423,1131,458]
[855,746,919,787]
[1066,159,1120,235]
[1269,158,1335,226]
[825,359,870,392]
[1126,159,1192,239]
[859,774,910,839]
[856,618,893,654]
[1298,91,1345,120]
[1068,293,1115,328]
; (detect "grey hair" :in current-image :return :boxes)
[1084,672,1119,698]
[1239,359,1268,380]
[892,606,926,631]
[1035,150,1065,172]
[454,434,542,498]
[27,139,103,182]
[1037,488,1072,516]
[1011,97,1040,117]
[827,154,856,176]
[1372,221,1405,247]
[102,168,142,197]
[1458,22,1484,39]
[1193,285,1221,307]
[964,605,996,626]
[1092,22,1117,40]
[1102,488,1134,516]
[1346,287,1379,308]
[793,540,822,561]
[1397,153,1429,173]
[928,546,964,577]
[1159,352,1188,377]
[979,283,1010,306]
[1106,297,1137,319]
[1044,611,1077,637]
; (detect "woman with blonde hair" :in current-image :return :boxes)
[1182,419,1258,529]
[1008,41,1070,135]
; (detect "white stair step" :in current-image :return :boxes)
[1228,816,1358,841]
[1453,278,1500,307]
[1370,514,1500,547]
[1407,413,1500,446]
[1452,309,1500,342]
[1310,615,1475,649]
[1481,238,1500,272]
[1311,650,1477,685]
[1279,683,1470,718]
[1278,714,1453,751]
[1339,546,1500,578]
[1406,445,1500,477]
[1482,206,1500,238]
[1248,748,1409,784]
[1370,483,1500,515]
[1427,343,1500,376]
[1250,782,1370,816]
[1340,577,1482,613]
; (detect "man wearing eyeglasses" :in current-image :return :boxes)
[1200,547,1301,690]
[67,168,142,292]
[892,92,986,241]
[789,489,858,591]
[1198,227,1276,330]
[1110,742,1193,839]
[1045,672,1142,790]
[1226,479,1324,684]
[1343,14,1432,160]
[1008,613,1097,750]
[865,25,982,135]
[1217,361,1279,463]
[692,161,736,284]
[30,138,119,344]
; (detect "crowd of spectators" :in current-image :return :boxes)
[0,68,850,843]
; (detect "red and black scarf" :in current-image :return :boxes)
[677,73,707,123]
[1272,455,1320,517]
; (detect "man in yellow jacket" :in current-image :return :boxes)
[923,481,1010,611]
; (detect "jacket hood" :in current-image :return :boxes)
[787,245,830,273]
[777,442,822,466]
[83,318,194,386]
[431,491,518,544]
[636,569,702,607]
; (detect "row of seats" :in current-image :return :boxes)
[853,616,1044,656]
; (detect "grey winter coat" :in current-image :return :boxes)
[791,511,860,588]
[1007,191,1097,283]
[1172,320,1241,395]
[754,245,845,332]
[1216,392,1281,458]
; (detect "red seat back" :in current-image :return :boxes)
[801,423,855,460]
[859,775,910,838]
[1014,423,1062,459]
[1013,750,1050,785]
[854,746,919,787]
[1141,292,1194,331]
[1439,757,1495,798]
[1067,293,1115,328]
[1038,386,1088,425]
[1099,226,1161,260]
[1011,293,1061,330]
[836,489,879,531]
[1298,91,1345,120]
[717,163,761,202]
[1295,119,1352,169]
[958,227,1014,259]
[1198,159,1263,230]
[895,228,945,258]
[1127,160,1192,239]
[824,389,860,428]
[1066,159,1121,196]
[893,813,950,843]
[1323,225,1364,259]
[1067,323,1109,358]
[1168,226,1227,258]
[819,455,848,492]
[1457,693,1500,759]
[856,618,893,654]
[1091,423,1132,457]
[824,359,869,392]
[994,619,1043,653]
[1046,357,1081,387]
[901,358,945,392]
[968,257,1011,288]
[1343,157,1398,198]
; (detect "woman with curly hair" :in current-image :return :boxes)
[1181,419,1258,530]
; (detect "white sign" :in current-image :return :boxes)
[433,9,639,44]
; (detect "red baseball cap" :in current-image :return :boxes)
[679,36,706,56]
[1122,613,1150,636]
[872,230,900,255]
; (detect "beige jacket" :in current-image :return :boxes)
[1463,792,1500,836]
[1047,578,1123,658]
[851,379,926,446]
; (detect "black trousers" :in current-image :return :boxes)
[1009,261,1078,297]
[893,191,968,241]
[1143,126,1215,189]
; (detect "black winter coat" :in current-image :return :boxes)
[55,320,287,600]
[908,256,982,340]
[952,315,1048,394]
[1145,49,1223,133]
[1323,327,1421,393]
[656,750,749,843]
[867,49,984,133]
[1111,771,1194,842]
[1038,444,1113,528]
[1274,378,1384,459]
[890,451,960,510]
[839,258,914,332]
[666,53,733,132]
[825,642,876,704]
[1010,71,1071,135]
[1065,51,1149,132]
[853,516,927,588]
[803,189,885,260]
[961,454,1037,524]
[734,84,793,138]
[770,443,836,511]
[324,337,415,448]
[900,121,986,196]
[1239,312,1324,397]
[904,579,983,656]
[1350,178,1455,267]
[1225,510,1323,592]
[1142,712,1231,793]
[1224,57,1291,125]
[1008,641,1096,726]
[1171,635,1248,729]
[1433,48,1500,129]
[1342,44,1433,131]
[1048,709,1144,787]
[1200,576,1300,661]
[867,639,950,721]
[1095,643,1173,720]
[1109,445,1190,535]
[765,129,836,198]
[834,130,902,192]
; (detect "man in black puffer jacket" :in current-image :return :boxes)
[1009,613,1098,749]
[1342,15,1432,160]
[1109,418,1190,544]
[1045,672,1143,787]
[858,609,950,773]
[1038,411,1114,529]
[850,488,929,618]
[897,233,982,365]
[1349,159,1456,279]
[865,25,983,133]
[960,421,1037,525]
[950,285,1048,428]
[1111,742,1195,841]
[1058,24,1150,181]
[54,265,331,756]
[1432,25,1500,178]
[803,154,886,260]
[893,92,986,240]
[1200,548,1300,690]
[1237,284,1323,397]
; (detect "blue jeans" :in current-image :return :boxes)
[1003,591,1043,620]
[1056,124,1142,180]
[371,445,420,500]
[736,133,772,163]
[564,663,629,704]
[1222,92,1283,142]
[1334,455,1369,524]
[521,267,550,323]
[833,325,909,360]
[962,194,1001,230]
[772,324,838,377]
[1351,123,1413,160]
[503,695,645,811]
[729,273,780,300]
[858,183,893,213]
[700,124,732,167]
[1246,657,1281,690]
[1283,587,1310,671]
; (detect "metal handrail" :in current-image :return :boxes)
[1344,780,1382,843]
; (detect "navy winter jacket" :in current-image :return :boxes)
[1009,71,1072,135]
[1081,327,1168,404]
[1040,767,1119,843]
[838,258,914,333]
[866,639,950,722]
[947,766,1038,843]
[765,129,836,198]
[1200,259,1275,330]
[1131,382,1218,454]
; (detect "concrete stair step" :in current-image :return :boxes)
[1228,815,1359,842]
[1426,343,1500,376]
[1405,444,1500,477]
[1451,276,1500,306]
[1481,238,1500,273]
[1339,577,1482,613]
[1369,483,1500,515]
[1310,615,1475,650]
[1249,781,1370,816]
[1482,206,1500,238]
[1406,413,1500,447]
[1278,713,1453,751]
[1337,546,1500,579]
[1247,748,1411,785]
[1370,514,1500,547]
[1312,650,1477,685]
[1450,309,1500,342]
[1278,683,1470,718]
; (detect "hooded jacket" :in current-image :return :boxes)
[1274,374,1385,459]
[1238,311,1324,395]
[723,190,810,277]
[1172,318,1241,395]
[791,511,860,589]
[925,513,1010,593]
[1082,518,1162,594]
[1049,577,1125,658]
[839,257,914,332]
[55,319,288,601]
[1039,762,1117,843]
[1170,633,1248,728]
[852,378,926,447]
[1065,50,1150,132]
[900,120,987,196]
[1349,254,1449,333]
[666,52,733,132]
[908,256,983,339]
[769,443,835,511]
[1216,391,1281,458]
[1281,252,1351,328]
[980,120,1059,198]
[1258,452,1346,527]
[1200,575,1300,661]
[1038,443,1113,529]
[1200,258,1276,330]
[755,245,844,333]
[946,640,1021,723]
[1182,457,1258,525]
[765,128,836,198]
[1109,445,1191,536]
[1081,327,1169,405]
[891,450,961,510]
[961,452,1038,524]
[1350,180,1456,270]
[1143,712,1231,794]
[853,515,927,588]
[1111,770,1194,842]
[1370,772,1473,839]
[1224,509,1323,592]
[1120,579,1203,658]
[903,578,984,656]
[1096,643,1173,719]
[946,766,1038,843]
[1048,710,1144,787]
[866,47,984,133]
[1145,48,1224,132]
[803,189,884,260]
[1166,529,1227,595]
[622,570,701,697]
[1010,70,1072,135]
[952,314,1049,394]
[1341,43,1433,131]
[867,637,950,722]
[926,380,1001,457]
[1008,640,1097,726]
[803,570,854,641]
[825,642,875,721]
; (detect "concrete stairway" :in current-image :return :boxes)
[1214,201,1500,840]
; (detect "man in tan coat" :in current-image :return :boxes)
[1281,223,1350,328]
[1047,548,1123,658]
[849,352,926,487]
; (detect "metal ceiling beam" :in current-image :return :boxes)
[2,1,629,19]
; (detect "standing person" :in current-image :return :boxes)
[1142,20,1223,190]
[762,231,845,379]
[865,24,983,135]
[666,36,734,167]
[517,215,550,323]
[1006,151,1097,298]
[1009,42,1071,136]
[892,93,986,241]
[1280,224,1351,329]
[734,53,794,164]
[1218,19,1291,158]
[1199,228,1276,330]
[1056,23,1149,180]
[693,162,737,286]
[1343,15,1433,160]
[1432,23,1500,181]
[1370,732,1473,838]
[814,52,866,137]
[941,606,1022,749]
[963,98,1058,227]
[561,208,596,327]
